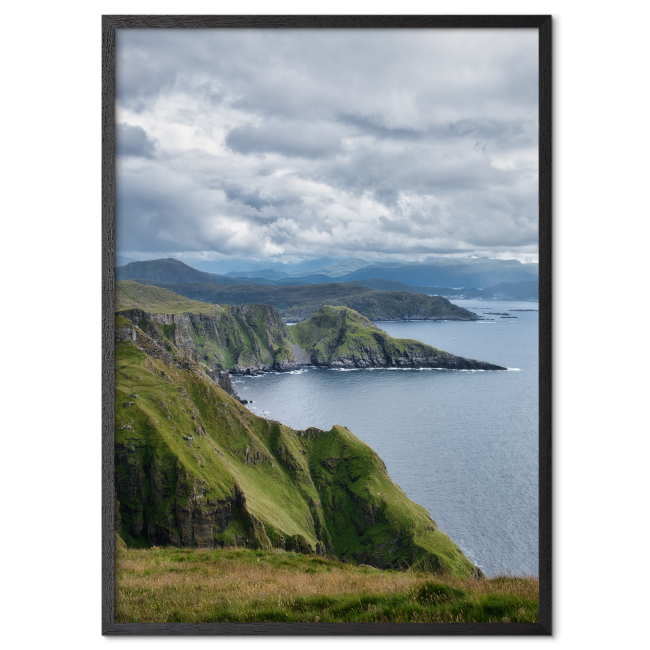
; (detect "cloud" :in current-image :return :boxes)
[115,28,539,262]
[116,122,159,158]
[226,119,344,159]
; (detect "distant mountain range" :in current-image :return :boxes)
[225,257,538,288]
[117,258,538,303]
[117,256,537,288]
[190,256,346,276]
[116,255,137,267]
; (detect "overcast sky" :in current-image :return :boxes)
[116,29,538,264]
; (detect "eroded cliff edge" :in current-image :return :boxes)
[114,319,482,577]
[117,302,505,376]
[292,305,506,371]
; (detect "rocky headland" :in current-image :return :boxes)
[114,319,482,576]
[117,302,506,377]
[292,305,506,371]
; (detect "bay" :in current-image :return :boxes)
[234,300,539,577]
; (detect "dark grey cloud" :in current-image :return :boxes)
[116,29,539,262]
[116,122,159,158]
[226,120,344,159]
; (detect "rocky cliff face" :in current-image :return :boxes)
[292,305,506,371]
[118,304,297,374]
[118,302,504,375]
[208,368,248,404]
[114,318,480,576]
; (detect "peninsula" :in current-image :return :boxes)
[117,283,506,375]
[115,317,482,576]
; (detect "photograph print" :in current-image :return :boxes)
[108,17,549,631]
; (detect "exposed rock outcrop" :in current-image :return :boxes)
[118,304,298,374]
[114,325,483,576]
[209,368,246,403]
[292,305,506,371]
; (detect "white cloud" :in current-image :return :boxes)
[116,28,539,262]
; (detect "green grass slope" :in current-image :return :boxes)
[283,290,477,322]
[117,280,223,315]
[116,547,539,623]
[117,302,298,374]
[115,316,479,577]
[123,279,478,321]
[292,305,506,370]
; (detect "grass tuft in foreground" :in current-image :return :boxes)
[115,547,538,624]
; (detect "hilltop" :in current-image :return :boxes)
[114,318,481,576]
[117,280,222,315]
[293,306,506,370]
[117,258,276,286]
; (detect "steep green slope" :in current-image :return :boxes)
[115,318,480,576]
[116,283,504,372]
[293,306,506,370]
[117,280,223,315]
[117,303,299,374]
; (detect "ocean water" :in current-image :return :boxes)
[234,300,539,577]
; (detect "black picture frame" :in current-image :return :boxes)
[102,14,552,635]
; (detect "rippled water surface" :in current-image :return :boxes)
[235,300,539,576]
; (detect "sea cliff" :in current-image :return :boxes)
[114,319,482,576]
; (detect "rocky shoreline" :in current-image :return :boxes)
[284,315,480,324]
[118,304,506,380]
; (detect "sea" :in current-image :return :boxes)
[234,300,539,577]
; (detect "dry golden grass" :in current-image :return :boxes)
[115,547,538,623]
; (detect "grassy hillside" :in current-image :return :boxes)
[115,546,539,623]
[117,280,223,315]
[282,289,477,321]
[117,302,297,374]
[115,316,479,577]
[121,279,478,321]
[292,306,506,370]
[116,284,503,372]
